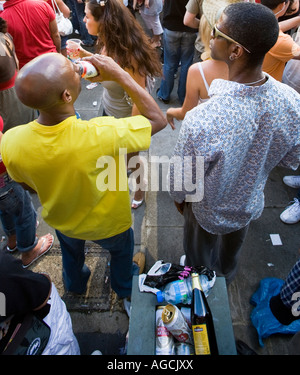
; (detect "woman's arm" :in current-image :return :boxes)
[126,65,146,116]
[166,63,202,128]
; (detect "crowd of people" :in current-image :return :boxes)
[0,0,299,355]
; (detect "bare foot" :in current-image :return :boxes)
[22,233,54,268]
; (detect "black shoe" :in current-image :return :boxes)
[156,88,169,104]
[236,340,258,355]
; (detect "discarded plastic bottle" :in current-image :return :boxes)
[156,277,193,305]
[75,60,98,78]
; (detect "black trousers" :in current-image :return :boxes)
[183,203,249,284]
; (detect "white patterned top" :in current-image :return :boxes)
[169,74,300,234]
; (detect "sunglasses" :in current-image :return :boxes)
[212,25,251,54]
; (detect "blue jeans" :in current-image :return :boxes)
[70,0,95,45]
[157,28,196,104]
[56,228,138,297]
[0,181,38,252]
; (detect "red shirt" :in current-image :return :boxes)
[2,0,57,68]
[0,115,3,132]
[0,115,6,174]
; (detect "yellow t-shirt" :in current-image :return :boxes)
[1,115,151,240]
[262,30,300,81]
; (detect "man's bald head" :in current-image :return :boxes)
[15,53,81,111]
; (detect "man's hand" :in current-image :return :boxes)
[84,54,168,136]
[83,54,124,83]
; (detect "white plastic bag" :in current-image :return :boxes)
[51,0,73,36]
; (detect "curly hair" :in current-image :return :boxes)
[224,3,279,63]
[86,0,162,78]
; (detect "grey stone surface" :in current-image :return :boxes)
[3,25,300,356]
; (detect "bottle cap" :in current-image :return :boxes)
[156,291,164,303]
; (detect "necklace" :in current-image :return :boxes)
[240,75,266,86]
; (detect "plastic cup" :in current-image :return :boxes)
[66,39,81,61]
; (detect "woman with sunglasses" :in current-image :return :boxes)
[67,0,162,208]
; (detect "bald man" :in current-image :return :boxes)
[1,53,167,299]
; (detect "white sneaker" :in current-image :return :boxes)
[91,350,102,355]
[283,175,300,189]
[280,198,300,224]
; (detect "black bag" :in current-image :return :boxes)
[2,313,51,355]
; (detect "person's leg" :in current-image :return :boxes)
[72,1,95,46]
[177,31,196,104]
[127,152,146,208]
[183,203,218,269]
[157,29,181,102]
[95,228,135,298]
[60,35,68,57]
[55,230,90,294]
[183,202,248,283]
[214,224,249,284]
[68,0,80,31]
[0,182,38,252]
[0,206,17,250]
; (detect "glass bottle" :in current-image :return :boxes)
[191,272,218,355]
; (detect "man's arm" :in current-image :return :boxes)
[183,10,199,30]
[49,19,61,54]
[86,54,168,135]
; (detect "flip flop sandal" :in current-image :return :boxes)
[6,245,17,253]
[131,199,144,209]
[22,234,54,268]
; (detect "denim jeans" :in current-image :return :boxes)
[157,28,196,104]
[0,181,38,252]
[70,0,95,45]
[56,228,138,297]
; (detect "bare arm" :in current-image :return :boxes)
[166,63,202,128]
[279,16,300,32]
[56,0,71,18]
[183,10,199,30]
[86,54,167,135]
[49,19,61,53]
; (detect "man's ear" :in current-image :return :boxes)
[61,89,72,103]
[229,44,245,61]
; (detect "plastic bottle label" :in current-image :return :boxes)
[192,324,211,355]
[172,280,187,304]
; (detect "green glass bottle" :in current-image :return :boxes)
[191,273,218,355]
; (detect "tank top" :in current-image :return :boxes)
[197,62,210,104]
[101,80,132,118]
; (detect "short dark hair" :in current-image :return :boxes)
[260,0,286,10]
[223,2,279,63]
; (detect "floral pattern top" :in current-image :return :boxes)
[169,74,300,234]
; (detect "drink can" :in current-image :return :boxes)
[180,306,191,328]
[162,304,193,344]
[175,342,195,355]
[155,306,175,355]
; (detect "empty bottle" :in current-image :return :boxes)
[156,278,193,305]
